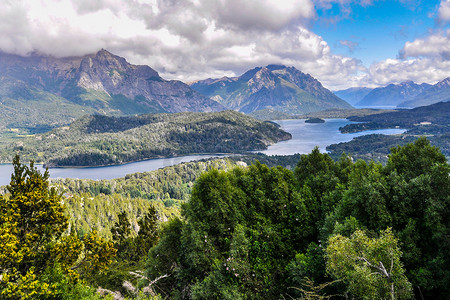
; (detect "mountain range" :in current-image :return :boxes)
[189,64,352,114]
[356,81,432,107]
[398,77,450,107]
[2,48,448,133]
[0,50,224,130]
[334,78,450,108]
[333,87,372,106]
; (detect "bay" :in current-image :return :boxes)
[259,119,405,155]
[0,119,405,186]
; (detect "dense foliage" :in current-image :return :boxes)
[0,156,116,298]
[52,155,300,239]
[1,139,448,299]
[0,111,291,167]
[327,228,412,299]
[53,158,244,238]
[145,138,449,299]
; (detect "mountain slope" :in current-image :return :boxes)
[190,65,352,114]
[0,75,94,131]
[0,50,224,129]
[398,78,450,108]
[334,87,373,106]
[356,81,431,107]
[0,111,291,167]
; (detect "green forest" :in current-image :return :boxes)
[0,110,290,167]
[0,138,448,299]
[328,101,450,162]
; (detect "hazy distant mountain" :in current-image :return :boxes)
[356,81,431,107]
[398,78,450,108]
[190,65,352,114]
[334,87,373,106]
[0,50,224,129]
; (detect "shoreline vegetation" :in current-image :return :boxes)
[0,110,291,167]
[0,107,400,169]
[327,101,450,162]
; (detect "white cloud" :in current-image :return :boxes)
[400,29,450,59]
[368,57,450,86]
[0,0,366,90]
[438,0,450,24]
[202,0,315,31]
[365,30,450,86]
[0,0,446,91]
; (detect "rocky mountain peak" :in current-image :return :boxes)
[400,80,415,86]
[0,50,224,116]
[248,67,277,92]
[357,80,433,107]
[189,64,351,114]
[77,50,161,92]
[437,77,450,87]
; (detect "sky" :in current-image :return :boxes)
[0,0,449,90]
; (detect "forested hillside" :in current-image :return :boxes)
[1,139,448,299]
[0,111,291,167]
[54,158,242,238]
[145,138,448,299]
[51,154,302,239]
[329,101,450,161]
[340,101,449,132]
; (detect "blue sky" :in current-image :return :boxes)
[0,0,449,89]
[314,1,443,66]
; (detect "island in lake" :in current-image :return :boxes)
[305,117,325,123]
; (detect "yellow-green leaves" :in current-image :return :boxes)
[326,228,412,300]
[0,156,117,297]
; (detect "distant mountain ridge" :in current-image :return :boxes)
[333,87,373,106]
[356,81,431,107]
[0,50,224,130]
[398,77,450,108]
[190,64,352,114]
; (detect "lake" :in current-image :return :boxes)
[0,119,405,185]
[259,119,405,155]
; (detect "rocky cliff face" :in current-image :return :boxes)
[190,64,352,114]
[0,50,224,116]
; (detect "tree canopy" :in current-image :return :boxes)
[0,156,116,298]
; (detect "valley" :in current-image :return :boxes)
[0,48,449,300]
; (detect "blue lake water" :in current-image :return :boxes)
[259,119,405,155]
[0,119,405,185]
